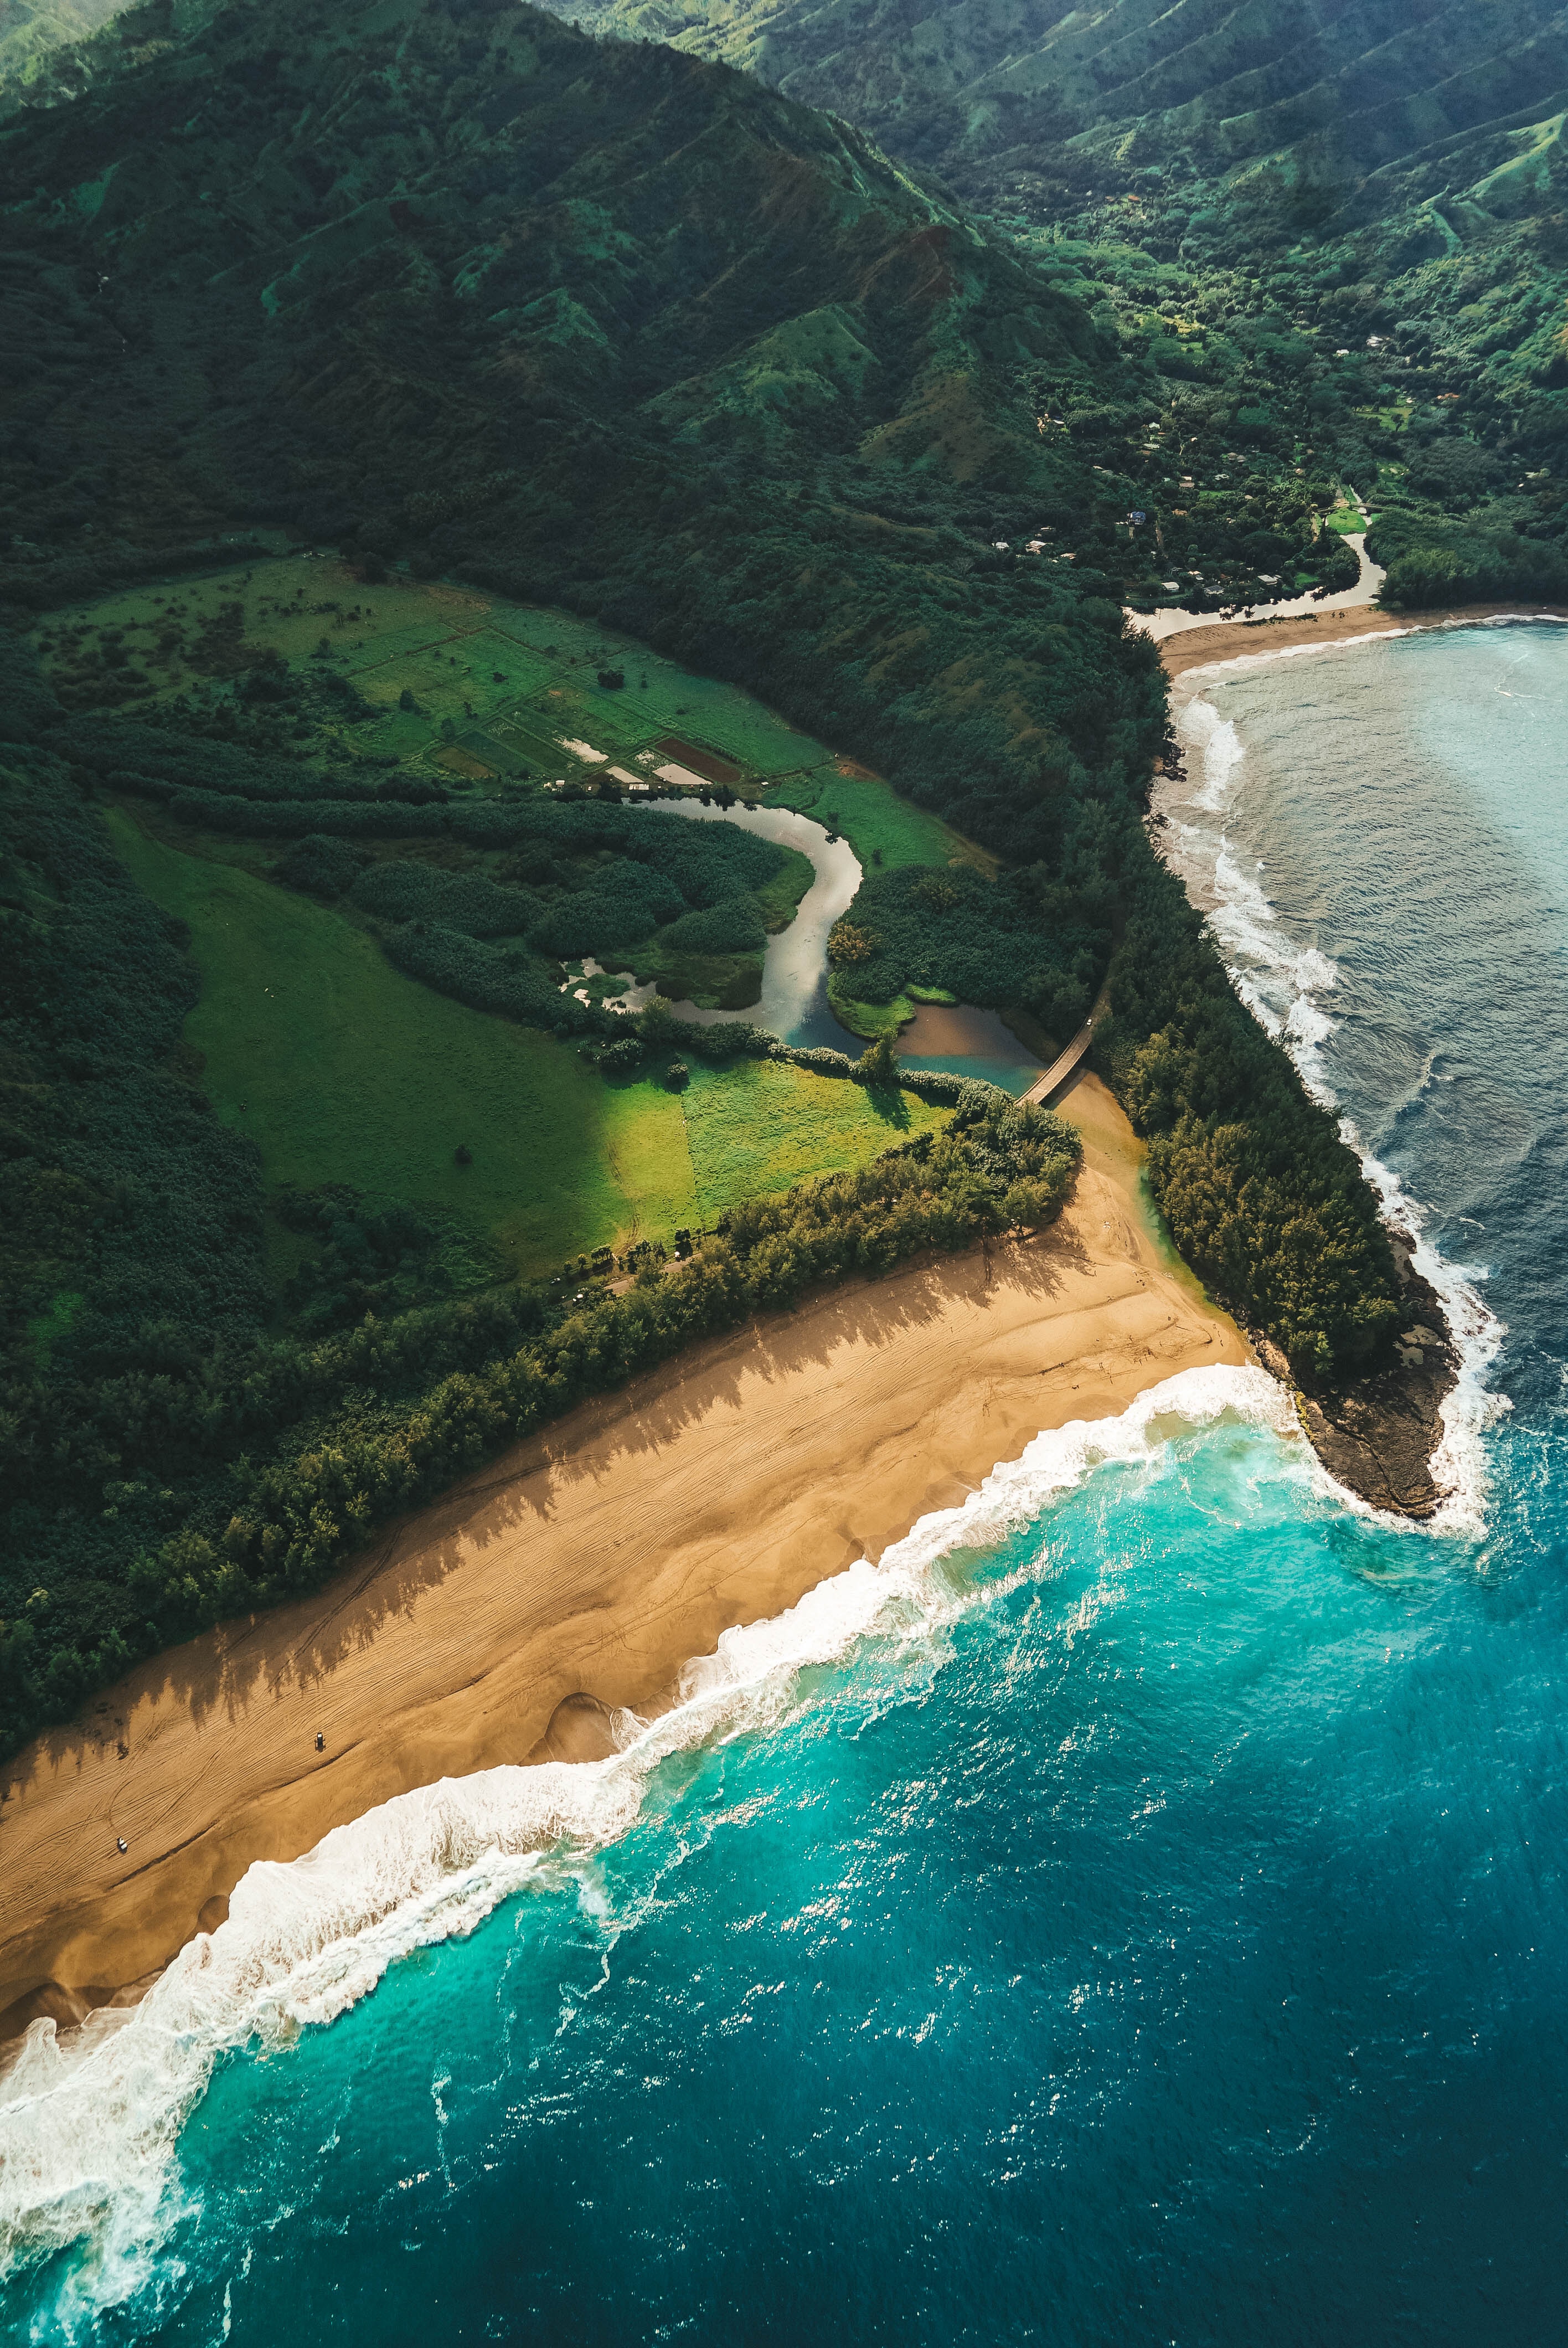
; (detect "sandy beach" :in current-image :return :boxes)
[1157,598,1568,679]
[0,1073,1247,2029]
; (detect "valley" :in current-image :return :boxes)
[4,2,1564,2335]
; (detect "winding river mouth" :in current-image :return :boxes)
[606,794,1048,1091]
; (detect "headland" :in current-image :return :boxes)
[1156,603,1490,1516]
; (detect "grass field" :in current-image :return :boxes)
[106,810,698,1275]
[69,571,968,1287]
[762,769,994,875]
[105,809,950,1273]
[679,1059,945,1222]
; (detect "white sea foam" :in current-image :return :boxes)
[1180,694,1246,812]
[1157,683,1505,1533]
[0,1364,1291,2313]
[1158,701,1345,1106]
[1349,1132,1506,1537]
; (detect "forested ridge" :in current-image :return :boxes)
[1,0,1414,1759]
[559,0,1568,613]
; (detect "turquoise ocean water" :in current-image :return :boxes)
[4,622,1567,2344]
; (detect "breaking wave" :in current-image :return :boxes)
[1158,665,1504,1535]
[1,1366,1294,2316]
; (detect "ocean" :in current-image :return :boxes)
[4,622,1567,2345]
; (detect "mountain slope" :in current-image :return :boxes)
[563,0,1568,223]
[0,0,1105,614]
[0,0,123,90]
[560,0,1568,587]
[0,0,1089,470]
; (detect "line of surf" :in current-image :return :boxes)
[0,1363,1294,2310]
[1158,654,1507,1532]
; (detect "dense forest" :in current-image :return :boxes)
[1,0,1421,1759]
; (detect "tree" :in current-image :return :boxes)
[857,1031,901,1090]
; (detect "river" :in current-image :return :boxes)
[615,794,1047,1089]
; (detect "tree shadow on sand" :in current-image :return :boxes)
[3,1222,1103,1815]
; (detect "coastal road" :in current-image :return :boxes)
[1126,520,1385,645]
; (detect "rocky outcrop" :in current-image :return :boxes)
[1255,1268,1459,1520]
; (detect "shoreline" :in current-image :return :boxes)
[0,1073,1250,2031]
[1156,598,1568,680]
[1155,600,1514,1515]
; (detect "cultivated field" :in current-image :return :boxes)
[35,558,843,794]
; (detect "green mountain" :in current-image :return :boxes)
[0,0,1109,622]
[565,0,1568,223]
[0,0,125,91]
[564,0,1568,595]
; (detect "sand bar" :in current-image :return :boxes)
[0,1075,1246,2022]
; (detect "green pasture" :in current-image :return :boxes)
[763,769,992,874]
[679,1059,946,1223]
[100,806,951,1274]
[105,810,698,1274]
[35,555,833,790]
[527,676,652,753]
[484,602,825,774]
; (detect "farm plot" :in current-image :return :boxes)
[33,556,835,792]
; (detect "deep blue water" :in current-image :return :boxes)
[5,624,1567,2345]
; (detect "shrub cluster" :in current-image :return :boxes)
[349,859,543,938]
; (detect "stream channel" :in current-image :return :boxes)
[585,795,1046,1093]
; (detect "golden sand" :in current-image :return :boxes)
[0,1073,1247,2026]
[1158,599,1568,681]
